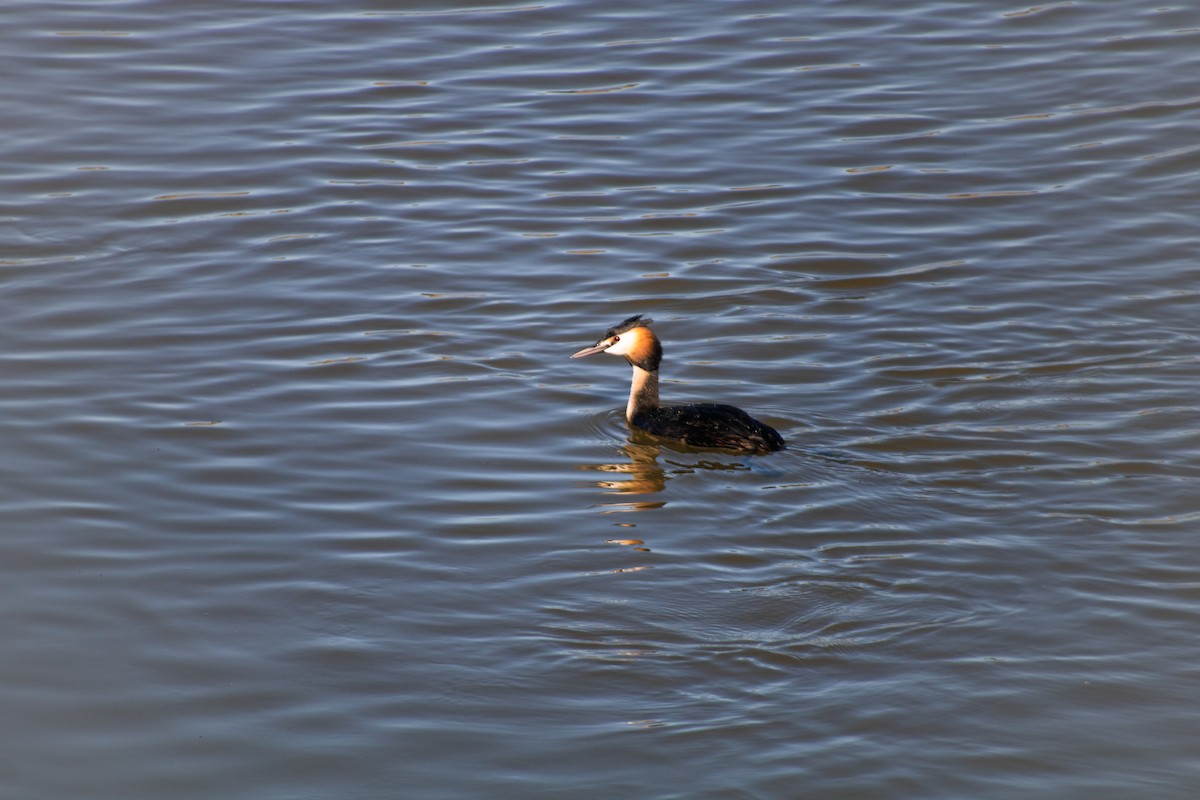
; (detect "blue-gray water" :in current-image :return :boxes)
[3,1,1199,797]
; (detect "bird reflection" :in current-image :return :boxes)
[578,437,753,512]
[580,440,666,510]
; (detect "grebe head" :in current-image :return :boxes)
[570,314,662,371]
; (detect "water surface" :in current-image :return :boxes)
[3,1,1199,798]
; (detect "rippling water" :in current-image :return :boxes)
[4,1,1199,797]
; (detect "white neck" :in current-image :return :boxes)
[627,364,660,421]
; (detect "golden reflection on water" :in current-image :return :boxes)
[578,438,755,512]
[579,441,667,510]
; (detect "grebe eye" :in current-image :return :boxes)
[612,336,620,343]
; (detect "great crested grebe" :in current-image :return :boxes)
[571,314,785,455]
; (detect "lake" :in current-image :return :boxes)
[3,1,1198,797]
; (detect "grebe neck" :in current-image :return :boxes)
[627,364,660,422]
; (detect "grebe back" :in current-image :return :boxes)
[570,315,785,455]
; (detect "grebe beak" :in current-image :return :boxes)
[570,339,613,358]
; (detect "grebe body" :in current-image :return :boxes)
[571,315,785,455]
